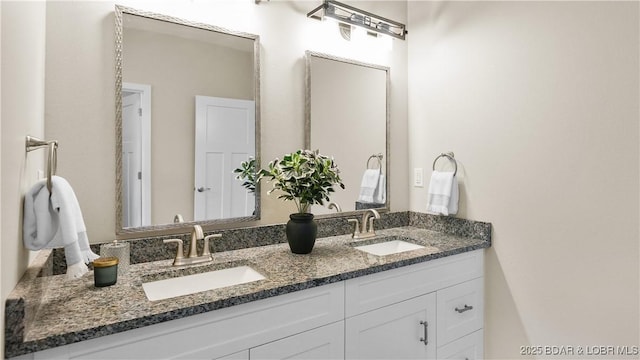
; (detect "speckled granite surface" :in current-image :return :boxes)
[6,212,490,358]
[410,212,492,243]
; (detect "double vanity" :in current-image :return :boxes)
[5,213,491,359]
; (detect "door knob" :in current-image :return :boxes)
[196,187,211,192]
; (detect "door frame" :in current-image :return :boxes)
[122,82,152,226]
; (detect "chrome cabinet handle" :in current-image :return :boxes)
[419,320,428,345]
[196,187,211,192]
[455,304,474,313]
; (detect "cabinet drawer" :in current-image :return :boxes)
[250,321,344,360]
[437,278,483,346]
[437,330,483,360]
[346,250,483,317]
[216,350,249,360]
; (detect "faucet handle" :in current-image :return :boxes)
[347,219,360,238]
[367,217,376,236]
[203,234,222,257]
[163,239,184,264]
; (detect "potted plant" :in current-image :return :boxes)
[259,149,344,254]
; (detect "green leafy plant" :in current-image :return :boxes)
[260,149,345,214]
[234,158,260,194]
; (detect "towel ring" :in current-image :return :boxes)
[432,152,457,176]
[367,153,383,170]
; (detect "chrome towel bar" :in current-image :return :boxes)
[26,135,58,193]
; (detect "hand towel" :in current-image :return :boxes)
[358,169,381,203]
[372,174,386,204]
[426,171,459,216]
[23,176,99,279]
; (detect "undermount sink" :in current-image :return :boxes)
[142,264,265,301]
[352,236,425,256]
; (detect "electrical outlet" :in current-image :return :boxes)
[413,168,423,187]
[37,169,45,181]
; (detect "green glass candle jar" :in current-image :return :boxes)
[93,257,119,287]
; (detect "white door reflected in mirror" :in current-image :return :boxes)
[194,96,256,221]
[122,83,151,228]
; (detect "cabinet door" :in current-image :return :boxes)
[345,293,436,359]
[249,321,344,360]
[436,330,483,360]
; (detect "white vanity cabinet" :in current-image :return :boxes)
[26,283,345,360]
[344,249,484,360]
[19,250,484,360]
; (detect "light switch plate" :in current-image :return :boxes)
[413,168,423,187]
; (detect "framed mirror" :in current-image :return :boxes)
[115,6,261,235]
[305,51,390,217]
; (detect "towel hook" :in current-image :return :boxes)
[366,153,383,170]
[432,152,457,176]
[26,136,58,193]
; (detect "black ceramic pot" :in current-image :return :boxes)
[286,213,318,254]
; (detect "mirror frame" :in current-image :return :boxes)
[304,50,391,219]
[115,5,261,235]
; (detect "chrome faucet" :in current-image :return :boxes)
[348,209,380,239]
[163,225,222,266]
[188,225,204,258]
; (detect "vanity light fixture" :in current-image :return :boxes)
[307,0,407,40]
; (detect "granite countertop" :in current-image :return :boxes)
[6,225,490,357]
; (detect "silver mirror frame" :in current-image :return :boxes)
[115,5,261,235]
[304,50,391,219]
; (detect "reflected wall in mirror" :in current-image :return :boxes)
[305,51,390,216]
[115,6,261,234]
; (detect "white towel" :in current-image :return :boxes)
[426,171,459,216]
[358,169,381,203]
[23,176,99,279]
[373,174,386,204]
